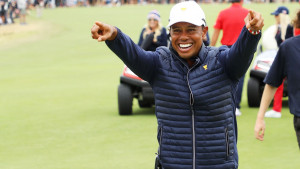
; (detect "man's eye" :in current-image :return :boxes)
[173,29,181,33]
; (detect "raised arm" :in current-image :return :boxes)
[218,10,264,81]
[91,22,157,82]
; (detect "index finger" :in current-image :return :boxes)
[95,21,104,29]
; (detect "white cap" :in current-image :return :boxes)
[168,1,206,28]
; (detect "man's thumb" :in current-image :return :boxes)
[249,10,254,20]
[98,34,110,42]
[245,13,251,28]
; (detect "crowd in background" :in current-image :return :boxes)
[0,0,54,25]
[0,0,299,25]
[90,0,300,6]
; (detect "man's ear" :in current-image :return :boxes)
[202,26,208,38]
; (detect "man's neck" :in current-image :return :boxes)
[232,2,242,6]
[169,46,199,68]
[187,59,195,68]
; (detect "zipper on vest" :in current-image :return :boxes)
[225,127,229,160]
[187,68,196,169]
[158,126,163,156]
[191,107,195,169]
[176,57,199,169]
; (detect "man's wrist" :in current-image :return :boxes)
[107,26,118,41]
[248,28,261,35]
[257,111,265,120]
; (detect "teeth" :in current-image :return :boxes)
[179,44,192,48]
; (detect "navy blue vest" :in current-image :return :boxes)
[150,46,238,169]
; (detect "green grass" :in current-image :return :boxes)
[0,3,299,169]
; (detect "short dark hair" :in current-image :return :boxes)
[292,10,300,29]
[229,0,241,3]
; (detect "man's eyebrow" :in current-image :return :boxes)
[172,25,197,29]
[171,26,180,29]
[187,25,197,28]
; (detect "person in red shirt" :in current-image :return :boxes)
[211,0,248,116]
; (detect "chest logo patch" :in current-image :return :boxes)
[203,64,208,70]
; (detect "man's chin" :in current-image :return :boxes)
[178,53,192,60]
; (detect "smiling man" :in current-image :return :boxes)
[170,22,207,66]
[91,1,263,169]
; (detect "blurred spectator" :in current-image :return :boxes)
[272,6,292,47]
[0,0,8,25]
[34,0,44,17]
[138,10,168,51]
[17,0,26,24]
[7,0,17,23]
[210,0,248,116]
[50,0,56,8]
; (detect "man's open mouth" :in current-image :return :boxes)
[179,43,192,51]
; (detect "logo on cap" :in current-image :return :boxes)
[181,8,186,11]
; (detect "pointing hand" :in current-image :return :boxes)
[91,21,117,42]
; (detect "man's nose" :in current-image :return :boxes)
[179,31,189,41]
